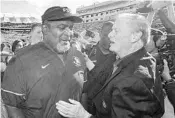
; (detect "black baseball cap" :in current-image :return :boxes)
[42,6,82,23]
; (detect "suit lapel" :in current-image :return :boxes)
[92,48,147,98]
[92,65,123,98]
[104,66,122,87]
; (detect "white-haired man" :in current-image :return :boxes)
[56,13,164,118]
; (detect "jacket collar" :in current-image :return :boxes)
[118,47,146,69]
[94,47,147,97]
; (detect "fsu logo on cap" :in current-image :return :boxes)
[73,56,81,67]
[62,7,70,13]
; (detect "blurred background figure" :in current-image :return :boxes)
[11,40,23,53]
[70,32,83,52]
[80,30,94,42]
[142,1,175,117]
[88,21,115,65]
[29,23,43,45]
[1,42,11,55]
[145,29,167,58]
[162,59,175,118]
[80,29,100,56]
[0,34,9,118]
[0,35,13,81]
[20,39,30,47]
[70,40,82,52]
[143,0,175,77]
[82,21,116,114]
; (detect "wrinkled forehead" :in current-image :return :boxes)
[113,17,129,29]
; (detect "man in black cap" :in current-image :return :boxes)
[1,6,85,118]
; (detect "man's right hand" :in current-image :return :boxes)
[56,99,92,118]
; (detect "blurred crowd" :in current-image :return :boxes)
[1,1,175,118]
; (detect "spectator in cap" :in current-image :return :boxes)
[1,6,84,118]
[11,40,23,53]
[29,23,43,45]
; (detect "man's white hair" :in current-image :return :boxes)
[117,13,151,46]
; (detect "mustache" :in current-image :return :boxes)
[59,33,71,42]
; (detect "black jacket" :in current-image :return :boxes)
[84,48,164,118]
[1,42,86,118]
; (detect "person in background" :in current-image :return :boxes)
[0,48,11,82]
[1,6,84,118]
[156,4,175,116]
[20,39,29,47]
[145,29,167,58]
[81,30,95,43]
[139,0,175,51]
[29,23,43,45]
[70,40,82,52]
[162,59,175,112]
[0,34,9,118]
[144,2,175,116]
[145,31,174,118]
[1,42,12,55]
[81,21,116,114]
[11,40,23,53]
[156,5,175,33]
[56,13,164,118]
[1,41,13,81]
[70,32,85,52]
[79,29,100,54]
[157,6,175,51]
[88,21,115,65]
[1,43,12,63]
[1,49,7,81]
